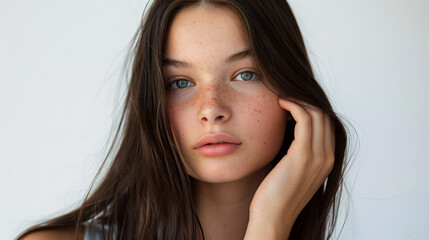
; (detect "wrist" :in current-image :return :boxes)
[244,214,294,240]
[244,216,278,240]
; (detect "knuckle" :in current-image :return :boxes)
[314,108,324,117]
[301,150,311,160]
[324,113,330,122]
[325,156,335,173]
[300,151,313,165]
[313,155,325,169]
[302,113,312,124]
[308,106,323,115]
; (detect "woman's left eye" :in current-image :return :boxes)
[233,71,257,81]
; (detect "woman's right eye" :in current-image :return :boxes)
[168,79,195,90]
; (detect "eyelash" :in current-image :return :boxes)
[166,70,259,90]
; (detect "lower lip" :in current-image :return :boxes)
[196,143,241,157]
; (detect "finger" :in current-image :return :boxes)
[279,98,325,156]
[278,98,312,150]
[324,114,335,161]
[305,107,325,157]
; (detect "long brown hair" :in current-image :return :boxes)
[17,0,353,239]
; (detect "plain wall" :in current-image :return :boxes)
[1,0,428,239]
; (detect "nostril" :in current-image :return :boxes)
[201,115,224,122]
[215,115,224,121]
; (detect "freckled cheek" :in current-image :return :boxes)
[240,96,286,144]
[241,94,281,121]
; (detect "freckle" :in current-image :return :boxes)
[258,110,261,113]
[263,141,266,145]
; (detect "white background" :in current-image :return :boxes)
[1,0,428,239]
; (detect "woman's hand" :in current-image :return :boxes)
[244,97,335,239]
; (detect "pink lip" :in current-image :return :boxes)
[194,133,242,157]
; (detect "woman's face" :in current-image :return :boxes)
[163,5,287,183]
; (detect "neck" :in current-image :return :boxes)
[192,162,274,240]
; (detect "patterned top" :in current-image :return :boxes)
[83,221,115,240]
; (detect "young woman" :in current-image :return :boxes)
[18,0,349,239]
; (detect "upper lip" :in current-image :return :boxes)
[194,133,242,149]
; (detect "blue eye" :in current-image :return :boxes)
[169,79,195,89]
[234,71,257,81]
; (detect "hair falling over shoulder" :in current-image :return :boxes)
[17,0,355,239]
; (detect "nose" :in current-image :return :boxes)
[197,84,232,124]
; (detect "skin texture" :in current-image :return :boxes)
[164,5,287,184]
[164,5,335,240]
[163,5,288,240]
[245,98,335,239]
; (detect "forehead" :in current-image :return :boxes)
[164,5,248,63]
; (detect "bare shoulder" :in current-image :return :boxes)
[19,225,85,240]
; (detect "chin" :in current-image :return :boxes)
[187,159,273,184]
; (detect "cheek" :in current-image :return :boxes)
[241,94,286,146]
[167,103,189,142]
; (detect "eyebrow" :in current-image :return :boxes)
[163,49,250,69]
